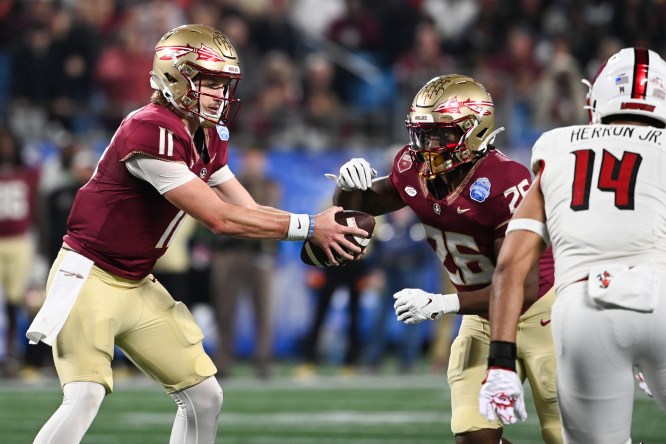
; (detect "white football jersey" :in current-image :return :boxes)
[532,124,666,290]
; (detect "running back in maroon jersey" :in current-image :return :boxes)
[389,146,554,303]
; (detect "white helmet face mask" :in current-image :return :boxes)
[584,47,666,127]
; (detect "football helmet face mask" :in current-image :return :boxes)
[151,24,242,128]
[405,74,496,179]
[584,47,666,127]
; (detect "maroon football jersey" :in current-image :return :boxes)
[64,104,229,280]
[0,167,40,237]
[389,146,554,304]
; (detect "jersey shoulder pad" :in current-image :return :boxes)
[478,151,531,191]
[389,145,419,190]
[121,105,191,162]
[531,127,570,165]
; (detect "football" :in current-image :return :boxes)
[300,210,375,267]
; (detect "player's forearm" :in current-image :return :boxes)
[255,204,289,215]
[333,187,370,211]
[207,207,292,239]
[333,178,404,216]
[488,271,524,343]
[456,287,494,316]
[167,179,302,239]
[489,231,546,341]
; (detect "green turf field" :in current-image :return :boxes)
[0,363,662,443]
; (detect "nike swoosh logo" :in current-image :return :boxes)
[457,207,470,214]
[540,319,551,326]
[297,219,302,229]
[60,269,84,279]
[420,298,433,309]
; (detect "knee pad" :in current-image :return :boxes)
[169,376,223,443]
[33,382,106,444]
[173,376,223,416]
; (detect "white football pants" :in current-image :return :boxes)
[551,281,666,443]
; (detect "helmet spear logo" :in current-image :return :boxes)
[156,44,225,63]
[433,97,493,115]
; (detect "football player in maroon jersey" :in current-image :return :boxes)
[0,127,40,376]
[330,75,562,444]
[29,24,366,444]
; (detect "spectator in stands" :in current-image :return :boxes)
[325,0,383,105]
[93,13,154,129]
[219,13,262,136]
[393,18,456,141]
[532,39,587,129]
[48,6,101,132]
[364,207,435,374]
[238,50,302,149]
[209,148,281,379]
[299,52,347,151]
[295,257,372,379]
[42,147,95,264]
[249,0,307,59]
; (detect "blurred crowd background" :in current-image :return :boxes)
[1,0,664,380]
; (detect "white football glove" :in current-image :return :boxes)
[636,371,653,398]
[393,289,460,325]
[479,368,527,424]
[325,158,377,191]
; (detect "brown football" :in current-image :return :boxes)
[300,210,375,267]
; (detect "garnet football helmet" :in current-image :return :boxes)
[405,74,498,178]
[584,47,666,127]
[151,24,241,127]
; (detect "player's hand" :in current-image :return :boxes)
[393,289,459,324]
[636,371,653,398]
[325,158,377,191]
[311,207,367,265]
[479,368,527,424]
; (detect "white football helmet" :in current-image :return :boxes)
[151,24,241,127]
[584,47,666,127]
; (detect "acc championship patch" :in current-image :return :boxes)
[397,152,413,173]
[216,125,230,141]
[470,177,491,202]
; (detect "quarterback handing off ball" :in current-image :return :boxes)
[301,210,375,267]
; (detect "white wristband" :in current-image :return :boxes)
[287,213,310,240]
[442,293,460,315]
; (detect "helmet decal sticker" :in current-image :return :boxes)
[404,186,417,197]
[632,47,649,100]
[470,177,491,202]
[433,97,494,116]
[155,43,225,63]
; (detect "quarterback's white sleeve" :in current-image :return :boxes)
[125,155,197,194]
[207,165,235,187]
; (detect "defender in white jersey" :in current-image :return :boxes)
[479,47,666,443]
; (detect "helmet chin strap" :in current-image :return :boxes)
[150,72,191,118]
[477,127,505,153]
[150,72,220,127]
[581,79,598,123]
